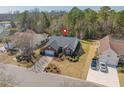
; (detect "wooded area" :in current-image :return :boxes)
[14,6,124,39]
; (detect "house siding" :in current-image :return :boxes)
[99,48,119,67]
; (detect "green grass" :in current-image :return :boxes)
[118,64,124,67]
[81,40,94,45]
[0,21,10,24]
[80,41,90,53]
[117,64,124,73]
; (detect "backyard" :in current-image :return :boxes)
[47,40,97,80]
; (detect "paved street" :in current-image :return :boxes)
[0,63,102,87]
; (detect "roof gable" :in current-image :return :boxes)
[99,35,124,55]
[99,35,110,53]
[47,40,60,50]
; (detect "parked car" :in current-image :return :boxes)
[91,59,99,70]
[99,62,108,73]
[118,58,124,64]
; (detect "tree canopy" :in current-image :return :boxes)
[15,6,124,39]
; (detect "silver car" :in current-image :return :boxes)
[99,62,108,73]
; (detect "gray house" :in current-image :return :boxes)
[42,36,80,57]
[98,35,124,67]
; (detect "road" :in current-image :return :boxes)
[0,63,103,87]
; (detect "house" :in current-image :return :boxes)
[98,35,124,67]
[0,14,15,21]
[5,29,48,50]
[0,24,10,41]
[42,36,80,57]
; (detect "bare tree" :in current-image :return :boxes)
[15,30,36,64]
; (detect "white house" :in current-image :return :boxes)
[98,35,124,67]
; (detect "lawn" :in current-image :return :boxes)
[118,72,124,86]
[117,67,124,86]
[0,44,41,68]
[0,43,3,47]
[0,21,10,24]
[48,40,97,80]
[0,53,33,68]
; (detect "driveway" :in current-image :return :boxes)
[81,44,97,79]
[87,66,120,87]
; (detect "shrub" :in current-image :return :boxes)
[68,56,79,62]
[44,64,61,74]
[93,56,98,60]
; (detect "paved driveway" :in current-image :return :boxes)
[87,66,120,87]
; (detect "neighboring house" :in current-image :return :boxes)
[42,36,80,57]
[4,42,14,50]
[0,14,15,21]
[6,29,48,50]
[98,35,124,67]
[0,23,11,41]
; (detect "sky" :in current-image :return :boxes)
[0,6,124,13]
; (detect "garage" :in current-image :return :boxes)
[44,50,55,56]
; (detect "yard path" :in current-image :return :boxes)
[81,43,97,80]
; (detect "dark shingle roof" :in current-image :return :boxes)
[48,40,60,51]
[47,36,79,52]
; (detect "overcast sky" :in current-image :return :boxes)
[0,6,124,13]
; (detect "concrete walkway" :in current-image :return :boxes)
[0,63,102,87]
[30,56,53,73]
